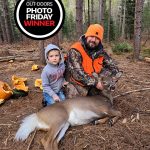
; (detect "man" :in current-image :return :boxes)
[65,24,121,100]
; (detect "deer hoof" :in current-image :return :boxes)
[108,118,113,127]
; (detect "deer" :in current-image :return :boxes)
[15,94,122,150]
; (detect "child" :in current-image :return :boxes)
[41,44,67,106]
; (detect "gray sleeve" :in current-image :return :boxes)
[41,71,57,97]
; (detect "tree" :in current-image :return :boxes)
[142,1,150,46]
[99,0,106,26]
[76,0,83,38]
[0,14,7,42]
[121,0,126,39]
[91,0,94,23]
[49,33,59,46]
[126,0,135,39]
[39,40,45,65]
[107,0,111,43]
[134,0,144,60]
[87,0,90,26]
[1,0,13,43]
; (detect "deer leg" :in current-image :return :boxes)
[41,124,61,150]
[57,122,70,143]
[94,117,109,125]
[41,121,69,150]
[108,109,122,125]
[41,129,58,150]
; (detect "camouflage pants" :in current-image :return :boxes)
[64,83,102,99]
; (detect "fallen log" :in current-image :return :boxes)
[15,57,40,61]
[145,57,150,63]
[0,56,15,62]
[0,56,39,62]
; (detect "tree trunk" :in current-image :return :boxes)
[133,0,144,60]
[39,40,46,65]
[0,33,2,43]
[91,0,94,23]
[0,15,7,42]
[118,7,122,37]
[76,0,83,38]
[58,29,63,44]
[121,0,126,39]
[88,0,90,26]
[107,0,111,43]
[99,0,105,26]
[1,0,13,43]
[49,33,59,46]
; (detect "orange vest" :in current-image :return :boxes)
[71,42,104,76]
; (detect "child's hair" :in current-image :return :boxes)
[47,49,61,57]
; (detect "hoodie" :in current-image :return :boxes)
[41,44,65,97]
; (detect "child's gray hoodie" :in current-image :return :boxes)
[41,44,65,97]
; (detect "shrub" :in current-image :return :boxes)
[112,42,133,54]
[141,48,150,57]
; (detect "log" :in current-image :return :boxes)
[145,57,150,63]
[15,57,40,61]
[0,56,39,62]
[0,56,15,62]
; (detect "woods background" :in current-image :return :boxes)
[0,0,149,61]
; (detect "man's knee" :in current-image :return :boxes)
[64,83,79,98]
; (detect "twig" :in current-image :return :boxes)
[99,135,106,141]
[132,78,150,84]
[73,136,77,145]
[114,87,150,99]
[0,124,12,126]
[4,132,11,146]
[26,129,37,150]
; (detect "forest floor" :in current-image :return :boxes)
[0,42,150,150]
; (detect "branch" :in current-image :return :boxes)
[26,129,37,150]
[114,87,150,99]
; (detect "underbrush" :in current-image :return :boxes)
[112,42,133,54]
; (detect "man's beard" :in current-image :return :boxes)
[86,41,99,50]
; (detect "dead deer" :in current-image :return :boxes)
[15,95,121,150]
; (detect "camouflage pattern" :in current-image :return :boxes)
[65,36,121,99]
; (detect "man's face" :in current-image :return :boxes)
[86,36,100,49]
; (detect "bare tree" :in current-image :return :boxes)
[121,0,126,39]
[107,0,111,43]
[91,0,94,23]
[87,0,90,26]
[0,15,7,42]
[133,0,144,60]
[76,0,83,38]
[49,33,59,46]
[99,0,106,26]
[1,0,13,43]
[39,40,45,65]
[118,6,122,37]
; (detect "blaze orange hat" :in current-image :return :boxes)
[85,24,104,41]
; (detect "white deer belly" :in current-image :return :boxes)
[68,108,99,126]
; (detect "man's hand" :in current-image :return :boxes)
[62,81,69,87]
[52,95,60,102]
[96,81,104,90]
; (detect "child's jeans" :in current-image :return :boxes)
[43,90,65,106]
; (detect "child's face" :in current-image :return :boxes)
[47,50,60,65]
